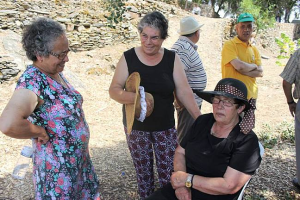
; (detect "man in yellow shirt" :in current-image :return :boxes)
[221,13,263,103]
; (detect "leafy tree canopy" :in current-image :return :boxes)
[189,0,298,21]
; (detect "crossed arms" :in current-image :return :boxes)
[230,59,263,78]
[171,145,251,200]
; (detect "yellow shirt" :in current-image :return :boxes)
[221,36,262,99]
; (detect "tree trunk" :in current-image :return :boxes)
[210,0,217,17]
[215,0,225,18]
[285,8,291,23]
[185,0,188,10]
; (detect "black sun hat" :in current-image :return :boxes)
[193,78,251,111]
[193,78,256,134]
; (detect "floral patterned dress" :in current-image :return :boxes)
[16,65,100,200]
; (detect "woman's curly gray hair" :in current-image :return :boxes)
[137,11,169,39]
[22,18,65,61]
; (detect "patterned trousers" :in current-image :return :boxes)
[125,127,178,200]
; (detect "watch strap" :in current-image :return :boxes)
[191,174,194,187]
[186,173,193,188]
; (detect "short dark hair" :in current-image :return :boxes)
[137,11,169,39]
[182,30,198,38]
[22,17,65,61]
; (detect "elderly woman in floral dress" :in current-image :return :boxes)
[0,18,100,199]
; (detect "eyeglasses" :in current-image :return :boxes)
[211,97,237,107]
[49,48,70,60]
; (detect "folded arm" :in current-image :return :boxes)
[192,167,251,195]
[230,59,263,77]
[0,89,49,144]
[173,145,191,200]
[173,145,186,172]
[171,167,251,195]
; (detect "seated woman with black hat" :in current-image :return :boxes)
[146,78,262,200]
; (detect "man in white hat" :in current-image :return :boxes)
[171,16,207,142]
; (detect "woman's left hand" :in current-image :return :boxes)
[171,171,188,189]
[175,187,191,200]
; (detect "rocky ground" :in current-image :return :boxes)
[0,4,300,200]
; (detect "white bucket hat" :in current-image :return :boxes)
[177,16,204,35]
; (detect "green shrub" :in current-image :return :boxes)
[106,0,126,28]
[258,124,278,149]
[275,33,297,66]
[277,121,295,143]
[258,121,295,149]
[240,0,275,34]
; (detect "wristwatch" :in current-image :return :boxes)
[185,174,194,188]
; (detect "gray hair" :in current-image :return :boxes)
[22,18,65,61]
[137,11,169,39]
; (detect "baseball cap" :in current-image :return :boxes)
[237,13,255,23]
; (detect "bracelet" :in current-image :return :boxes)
[288,100,295,105]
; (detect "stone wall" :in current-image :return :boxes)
[0,0,296,82]
[0,0,181,52]
[0,0,182,82]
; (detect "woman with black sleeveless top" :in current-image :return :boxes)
[109,11,201,199]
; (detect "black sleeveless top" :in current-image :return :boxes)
[122,48,176,131]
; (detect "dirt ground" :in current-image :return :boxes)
[0,14,299,199]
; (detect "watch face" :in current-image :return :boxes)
[186,182,192,188]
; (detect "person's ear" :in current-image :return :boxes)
[36,54,43,62]
[237,104,245,114]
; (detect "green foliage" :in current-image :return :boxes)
[244,193,266,200]
[245,189,297,199]
[239,0,275,33]
[284,191,298,200]
[277,121,295,143]
[275,33,297,66]
[223,0,243,15]
[258,124,278,149]
[106,0,126,28]
[177,0,193,10]
[258,121,295,149]
[160,0,177,3]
